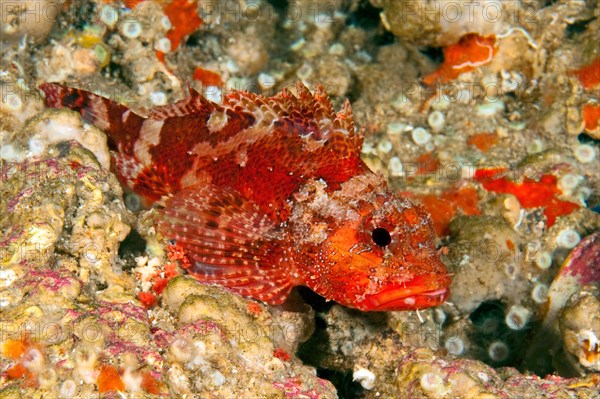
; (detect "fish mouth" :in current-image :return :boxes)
[359,274,451,311]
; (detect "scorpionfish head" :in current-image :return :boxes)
[301,189,451,312]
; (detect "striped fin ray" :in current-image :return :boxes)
[158,185,295,304]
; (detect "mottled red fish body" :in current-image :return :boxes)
[40,82,451,311]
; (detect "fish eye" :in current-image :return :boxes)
[372,227,392,247]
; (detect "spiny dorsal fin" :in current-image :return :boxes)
[223,82,359,144]
[158,185,295,304]
[41,82,365,208]
[147,87,216,120]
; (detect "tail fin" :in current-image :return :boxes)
[39,83,171,203]
[39,83,145,156]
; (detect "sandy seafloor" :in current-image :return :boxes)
[1,0,600,398]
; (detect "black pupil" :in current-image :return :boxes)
[372,227,392,247]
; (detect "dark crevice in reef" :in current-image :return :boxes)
[266,0,289,14]
[297,286,335,313]
[316,368,365,399]
[345,1,395,46]
[185,31,205,48]
[578,132,600,146]
[345,0,382,30]
[297,313,366,399]
[566,18,594,38]
[468,300,534,371]
[297,287,388,398]
[297,314,331,372]
[118,229,147,270]
[419,46,444,64]
[373,30,396,47]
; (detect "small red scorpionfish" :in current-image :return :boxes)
[40,82,450,311]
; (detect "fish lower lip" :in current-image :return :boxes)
[372,288,449,311]
[361,274,451,311]
[420,288,448,297]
